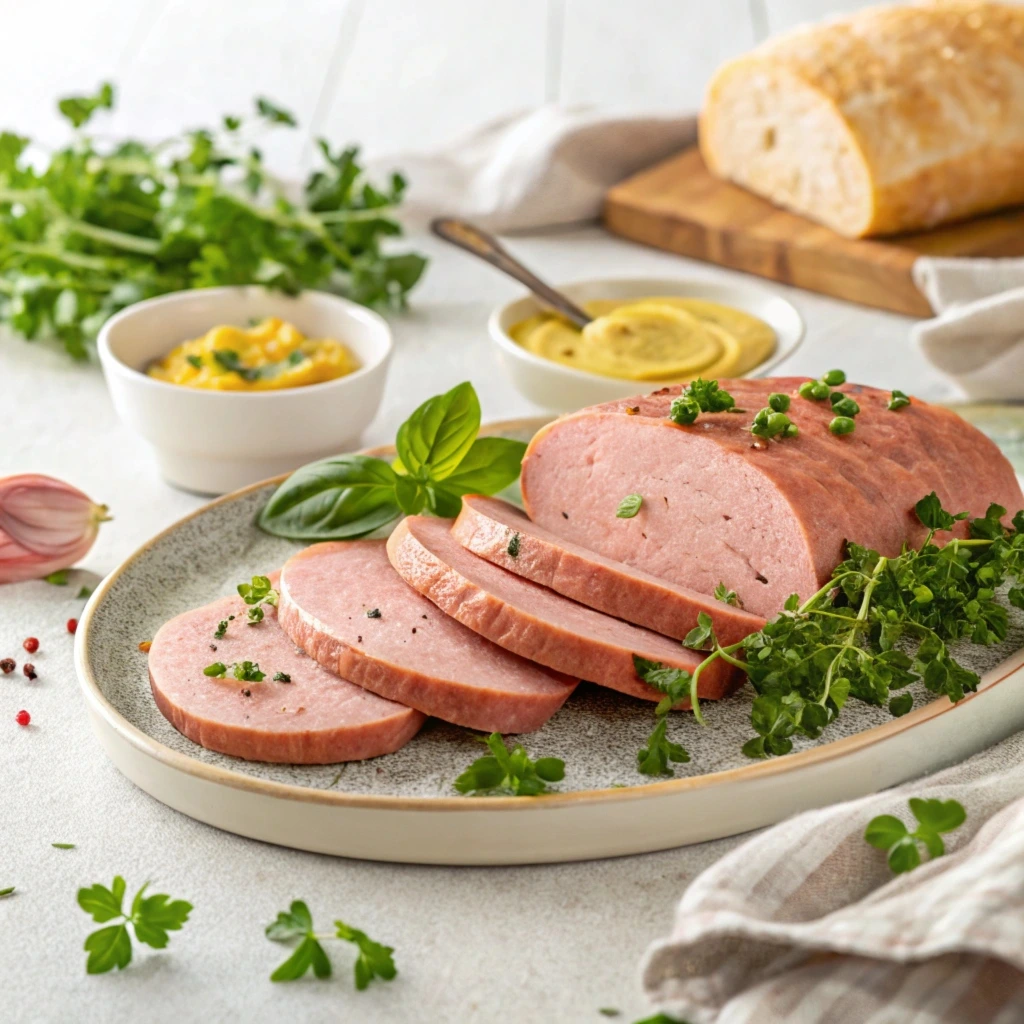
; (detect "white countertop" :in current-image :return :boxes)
[1,226,940,1023]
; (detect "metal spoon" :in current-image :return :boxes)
[430,217,592,329]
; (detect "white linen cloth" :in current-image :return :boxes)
[912,259,1024,402]
[375,106,696,233]
[642,729,1024,1024]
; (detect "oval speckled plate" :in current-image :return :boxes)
[75,419,1024,864]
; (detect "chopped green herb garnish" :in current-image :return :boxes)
[203,662,227,677]
[668,378,736,425]
[212,348,261,382]
[213,620,229,640]
[598,1009,621,1018]
[507,532,521,558]
[714,582,741,607]
[636,717,690,776]
[677,491,1024,758]
[233,661,265,682]
[829,415,856,436]
[616,493,643,518]
[750,407,798,440]
[78,876,192,974]
[44,569,69,585]
[77,585,94,599]
[266,901,396,989]
[273,672,291,683]
[287,350,305,366]
[865,798,966,874]
[889,389,911,411]
[238,575,278,607]
[365,608,382,619]
[0,887,14,898]
[247,605,264,624]
[632,655,694,773]
[454,733,564,796]
[185,354,203,370]
[52,843,76,849]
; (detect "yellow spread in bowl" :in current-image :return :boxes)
[509,297,776,382]
[147,317,361,390]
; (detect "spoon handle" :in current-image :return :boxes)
[430,218,592,329]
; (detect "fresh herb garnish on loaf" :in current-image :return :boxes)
[259,382,527,541]
[668,493,1024,760]
[668,377,736,425]
[616,493,643,518]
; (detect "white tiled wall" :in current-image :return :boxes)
[3,0,977,173]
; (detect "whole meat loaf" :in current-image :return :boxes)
[700,2,1024,237]
[148,575,425,763]
[520,377,1024,619]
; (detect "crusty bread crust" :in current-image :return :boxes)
[700,2,1024,237]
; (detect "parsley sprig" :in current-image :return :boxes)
[259,382,527,540]
[674,492,1024,758]
[454,733,565,796]
[0,85,426,360]
[266,900,396,988]
[668,378,736,426]
[865,798,966,874]
[77,876,192,974]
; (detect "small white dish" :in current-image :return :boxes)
[98,286,392,495]
[489,276,805,412]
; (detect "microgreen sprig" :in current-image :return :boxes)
[714,582,741,607]
[266,900,397,989]
[865,798,966,874]
[238,575,279,625]
[454,732,565,796]
[77,876,192,974]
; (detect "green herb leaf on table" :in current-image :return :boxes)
[454,732,565,796]
[334,920,398,990]
[0,886,15,898]
[864,798,966,874]
[44,569,69,585]
[632,656,693,774]
[0,89,425,360]
[77,876,191,974]
[266,901,396,988]
[52,842,76,849]
[77,585,93,599]
[616,493,643,519]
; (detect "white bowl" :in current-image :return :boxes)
[98,287,392,495]
[489,276,805,412]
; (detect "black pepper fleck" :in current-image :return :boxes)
[241,688,252,697]
[210,644,217,651]
[357,635,363,643]
[561,511,569,519]
[366,608,382,619]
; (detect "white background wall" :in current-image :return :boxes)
[5,0,896,176]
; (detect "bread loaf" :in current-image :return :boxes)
[699,2,1024,238]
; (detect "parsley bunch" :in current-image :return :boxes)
[454,732,565,796]
[634,493,1024,765]
[0,84,426,359]
[865,798,966,874]
[668,378,737,426]
[77,876,192,974]
[259,382,527,540]
[266,900,396,988]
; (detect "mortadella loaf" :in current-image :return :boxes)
[699,2,1024,237]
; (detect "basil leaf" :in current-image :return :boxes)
[258,455,401,540]
[395,381,480,480]
[394,474,427,515]
[436,437,527,496]
[426,485,463,519]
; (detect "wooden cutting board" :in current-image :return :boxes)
[603,148,1024,317]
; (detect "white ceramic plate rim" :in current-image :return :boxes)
[487,276,805,388]
[97,285,393,400]
[74,418,1024,815]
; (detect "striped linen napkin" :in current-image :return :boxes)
[642,730,1024,1023]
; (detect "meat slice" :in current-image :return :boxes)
[452,494,765,644]
[387,516,740,705]
[279,540,575,733]
[148,575,425,764]
[520,377,1024,617]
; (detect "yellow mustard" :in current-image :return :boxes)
[509,297,776,382]
[147,317,360,391]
